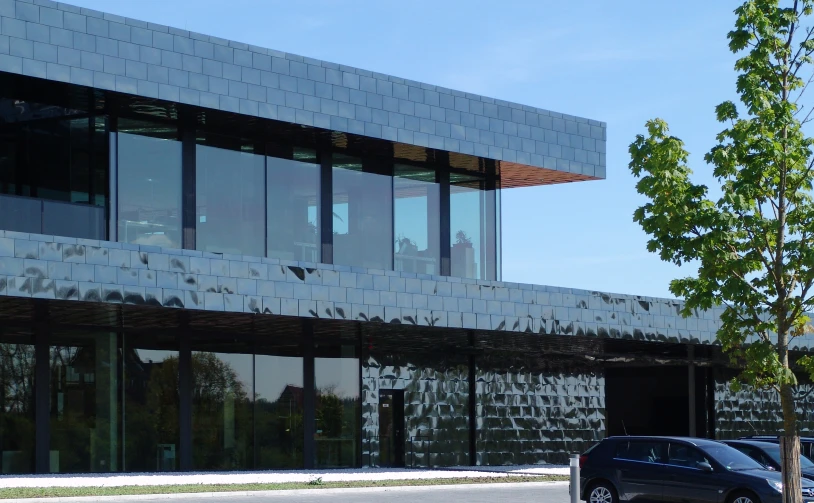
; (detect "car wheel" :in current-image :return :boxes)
[587,481,618,503]
[728,490,761,503]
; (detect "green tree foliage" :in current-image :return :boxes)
[629,2,814,501]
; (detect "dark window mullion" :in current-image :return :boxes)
[439,169,451,277]
[320,151,333,264]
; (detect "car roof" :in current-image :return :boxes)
[606,436,722,447]
[724,439,780,449]
[740,435,814,441]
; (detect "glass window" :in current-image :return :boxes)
[196,144,265,257]
[123,333,179,473]
[0,330,35,474]
[267,149,320,262]
[332,154,392,270]
[698,444,764,471]
[0,94,106,208]
[450,175,498,280]
[0,194,41,234]
[615,440,666,463]
[192,344,254,471]
[49,331,120,473]
[42,200,105,240]
[315,344,360,468]
[394,165,439,275]
[667,443,709,468]
[117,125,182,249]
[255,353,304,469]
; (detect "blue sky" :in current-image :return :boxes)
[69,0,744,299]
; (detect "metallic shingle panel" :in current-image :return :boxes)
[0,0,605,180]
[714,378,814,438]
[0,229,787,351]
[362,356,470,468]
[476,369,605,465]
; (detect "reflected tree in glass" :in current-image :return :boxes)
[0,341,35,474]
[192,352,253,471]
[49,332,119,473]
[123,348,179,473]
[255,355,304,469]
[315,355,360,468]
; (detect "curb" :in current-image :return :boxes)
[0,480,568,502]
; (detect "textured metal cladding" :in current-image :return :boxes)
[475,368,605,465]
[5,230,812,350]
[714,376,814,438]
[0,0,606,180]
[362,356,470,468]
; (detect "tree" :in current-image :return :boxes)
[629,2,814,501]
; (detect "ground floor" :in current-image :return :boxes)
[0,296,809,475]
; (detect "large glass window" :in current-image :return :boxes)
[117,122,182,248]
[267,148,320,262]
[450,174,498,280]
[255,351,304,469]
[196,142,265,257]
[0,330,35,474]
[332,154,392,270]
[315,344,360,469]
[49,331,120,473]
[0,97,107,208]
[123,333,179,473]
[192,342,254,471]
[394,165,440,275]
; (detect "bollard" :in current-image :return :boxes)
[570,453,580,503]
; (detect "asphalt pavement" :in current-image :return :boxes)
[8,481,570,503]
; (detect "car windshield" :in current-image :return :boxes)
[759,444,814,469]
[699,444,766,471]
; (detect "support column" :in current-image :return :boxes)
[34,303,50,474]
[178,316,192,471]
[303,320,316,469]
[468,331,476,466]
[688,345,696,437]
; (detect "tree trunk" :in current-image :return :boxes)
[781,383,803,503]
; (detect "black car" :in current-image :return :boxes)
[739,436,814,460]
[723,439,814,481]
[578,436,814,503]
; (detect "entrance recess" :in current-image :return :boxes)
[378,390,405,467]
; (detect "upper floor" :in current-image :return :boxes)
[0,0,606,282]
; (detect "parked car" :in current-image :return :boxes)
[578,436,814,503]
[723,439,814,481]
[739,435,814,460]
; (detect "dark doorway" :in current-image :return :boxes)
[378,390,405,467]
[605,366,694,437]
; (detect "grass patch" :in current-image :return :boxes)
[0,475,568,499]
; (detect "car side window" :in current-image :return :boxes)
[616,441,666,464]
[667,443,710,469]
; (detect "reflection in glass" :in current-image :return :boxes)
[332,154,392,270]
[394,165,439,275]
[196,145,265,257]
[117,127,182,248]
[123,334,179,473]
[450,175,497,281]
[0,96,107,208]
[255,355,304,469]
[192,351,253,471]
[0,333,35,474]
[267,149,320,262]
[315,346,360,468]
[49,331,119,473]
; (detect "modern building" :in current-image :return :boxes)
[0,0,811,476]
